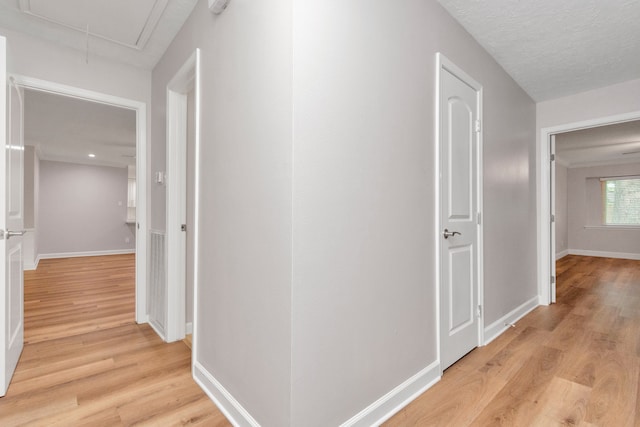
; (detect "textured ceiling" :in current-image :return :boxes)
[24,89,136,168]
[0,0,198,69]
[556,120,640,167]
[438,0,640,101]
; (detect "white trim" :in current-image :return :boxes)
[565,157,640,169]
[555,249,569,260]
[584,225,640,230]
[483,296,539,346]
[165,50,199,343]
[435,53,485,361]
[10,74,148,325]
[339,361,441,427]
[185,322,193,335]
[537,110,640,305]
[192,49,202,368]
[148,318,167,342]
[23,256,39,271]
[568,249,640,260]
[193,361,261,427]
[599,175,640,181]
[37,249,135,260]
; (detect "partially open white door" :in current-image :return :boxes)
[0,35,25,397]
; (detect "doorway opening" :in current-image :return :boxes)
[538,111,640,304]
[12,75,148,324]
[161,49,200,344]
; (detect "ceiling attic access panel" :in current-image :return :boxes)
[19,0,168,49]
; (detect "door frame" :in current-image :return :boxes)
[435,53,485,368]
[537,110,640,305]
[11,75,149,323]
[165,49,200,343]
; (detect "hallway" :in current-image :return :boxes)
[0,255,229,426]
[386,256,640,426]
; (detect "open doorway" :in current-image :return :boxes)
[13,75,148,325]
[539,113,640,304]
[153,49,199,344]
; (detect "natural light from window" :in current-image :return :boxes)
[602,177,640,226]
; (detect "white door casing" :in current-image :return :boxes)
[549,135,556,303]
[10,75,148,325]
[165,49,200,343]
[437,53,483,371]
[1,34,26,395]
[537,111,640,305]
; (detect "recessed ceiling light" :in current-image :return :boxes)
[88,153,96,158]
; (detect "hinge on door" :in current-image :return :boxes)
[550,214,555,223]
[551,275,556,284]
[477,212,482,225]
[181,224,187,232]
[477,305,482,318]
[475,119,481,133]
[550,154,555,161]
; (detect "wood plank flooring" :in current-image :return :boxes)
[385,255,640,426]
[0,255,231,427]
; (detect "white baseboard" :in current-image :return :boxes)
[193,361,261,427]
[483,296,539,346]
[186,322,193,335]
[568,249,640,260]
[24,256,40,271]
[339,361,440,427]
[555,249,569,260]
[148,319,167,342]
[38,249,135,260]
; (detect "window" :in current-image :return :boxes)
[601,176,640,225]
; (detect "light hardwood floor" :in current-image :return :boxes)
[385,255,640,426]
[5,255,638,425]
[0,255,231,426]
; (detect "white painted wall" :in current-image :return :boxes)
[153,0,536,425]
[537,78,640,131]
[566,162,640,257]
[0,26,150,104]
[152,1,293,425]
[38,160,135,256]
[555,163,569,257]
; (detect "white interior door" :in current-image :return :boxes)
[1,35,25,396]
[439,56,481,371]
[550,135,556,303]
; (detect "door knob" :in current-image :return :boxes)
[443,229,461,239]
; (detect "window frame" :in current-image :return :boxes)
[599,175,640,227]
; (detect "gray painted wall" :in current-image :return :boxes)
[291,1,536,424]
[24,145,35,229]
[555,163,569,255]
[39,160,135,255]
[567,162,640,255]
[152,0,536,425]
[152,1,293,425]
[537,78,640,134]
